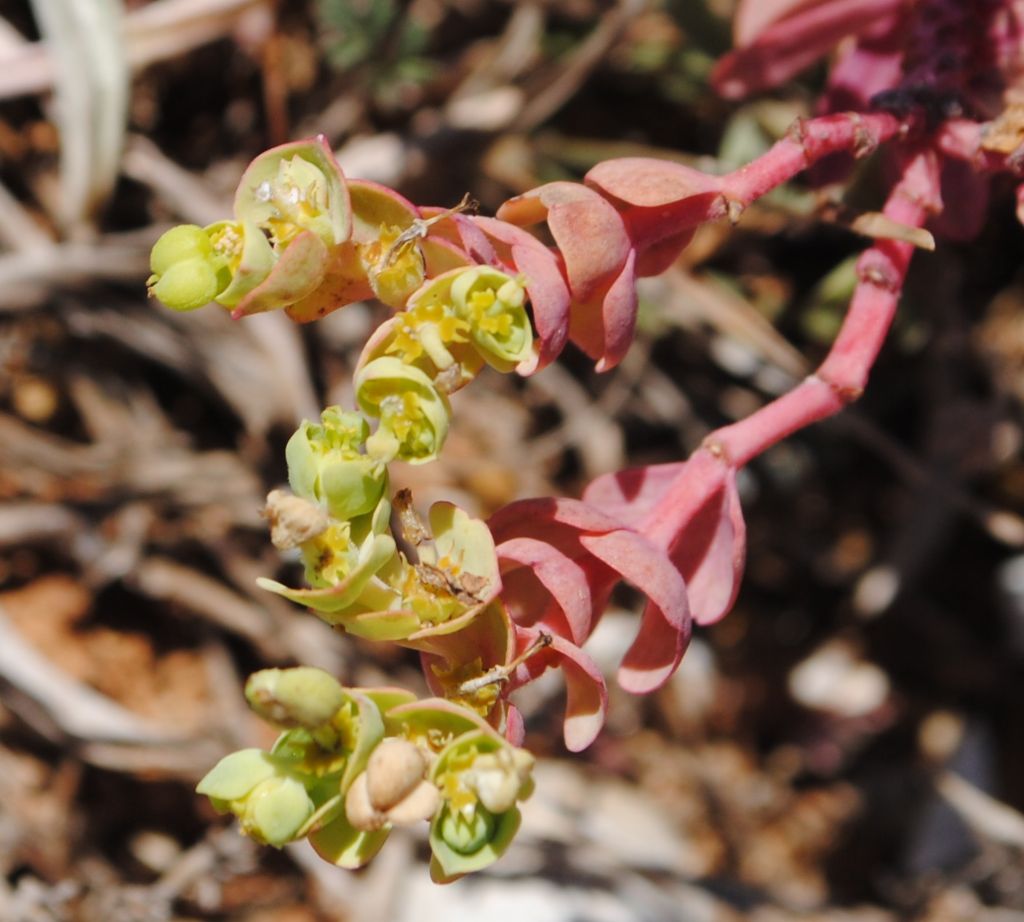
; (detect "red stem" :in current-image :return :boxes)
[715,148,933,466]
[722,111,903,208]
[642,145,936,547]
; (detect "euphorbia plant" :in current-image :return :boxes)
[150,0,1024,881]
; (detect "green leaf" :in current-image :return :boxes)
[308,813,390,869]
[196,749,277,800]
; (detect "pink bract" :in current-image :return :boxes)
[489,497,691,696]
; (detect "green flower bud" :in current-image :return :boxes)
[148,224,229,312]
[148,222,282,313]
[150,224,213,275]
[428,800,521,883]
[438,804,495,854]
[245,667,347,730]
[149,258,223,312]
[356,357,451,464]
[450,267,533,371]
[268,688,385,795]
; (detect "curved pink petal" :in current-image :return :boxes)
[733,0,898,61]
[488,496,623,542]
[499,183,632,303]
[565,288,605,366]
[499,563,577,641]
[420,211,498,266]
[498,537,593,643]
[510,241,571,373]
[618,598,691,694]
[421,236,473,276]
[733,0,827,45]
[548,195,630,302]
[510,627,608,752]
[584,159,724,257]
[589,455,746,628]
[632,450,729,544]
[551,636,607,752]
[580,529,691,693]
[284,241,374,323]
[634,228,696,277]
[584,457,745,626]
[582,461,688,527]
[669,471,746,626]
[594,249,638,372]
[821,26,904,112]
[504,704,525,747]
[566,250,638,371]
[585,158,723,211]
[626,204,719,259]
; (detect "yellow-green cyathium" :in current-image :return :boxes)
[429,729,534,882]
[285,407,387,522]
[234,135,351,248]
[450,266,532,371]
[258,491,501,645]
[355,357,451,464]
[380,698,535,883]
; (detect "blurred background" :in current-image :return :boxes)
[1,1,1024,919]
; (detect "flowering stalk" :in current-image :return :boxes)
[151,0,1024,879]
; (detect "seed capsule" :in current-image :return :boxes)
[345,773,386,831]
[386,780,440,825]
[366,739,427,811]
